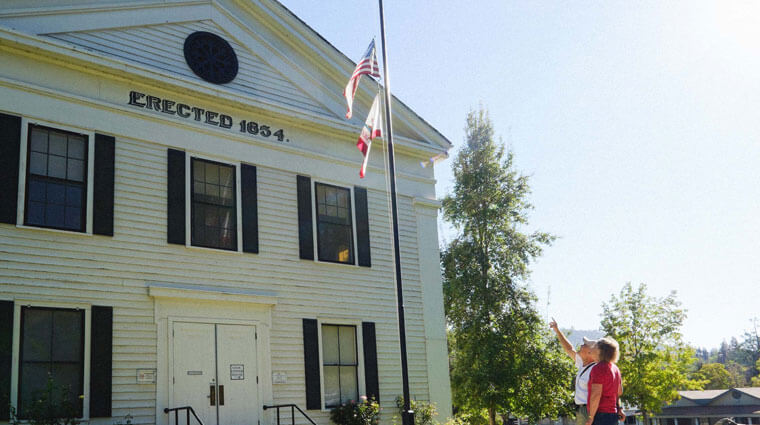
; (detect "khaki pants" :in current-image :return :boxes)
[576,405,589,425]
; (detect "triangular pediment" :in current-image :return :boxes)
[46,19,337,120]
[0,0,452,152]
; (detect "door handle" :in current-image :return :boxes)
[219,385,224,406]
[210,385,216,406]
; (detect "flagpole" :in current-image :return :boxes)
[377,1,414,425]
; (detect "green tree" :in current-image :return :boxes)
[752,359,760,387]
[724,361,748,387]
[693,363,732,389]
[442,108,572,425]
[601,283,701,422]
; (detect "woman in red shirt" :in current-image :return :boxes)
[586,337,623,425]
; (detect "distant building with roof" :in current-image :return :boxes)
[650,388,760,425]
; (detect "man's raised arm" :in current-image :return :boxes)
[550,318,576,360]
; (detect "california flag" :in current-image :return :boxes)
[357,94,383,178]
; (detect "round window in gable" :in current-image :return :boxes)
[183,31,239,84]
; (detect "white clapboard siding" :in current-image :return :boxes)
[0,132,433,425]
[46,20,334,119]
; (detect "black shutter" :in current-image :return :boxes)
[0,300,13,420]
[354,187,371,267]
[93,134,115,236]
[297,175,314,260]
[362,322,379,402]
[167,149,186,245]
[303,318,321,410]
[90,306,113,418]
[0,113,21,224]
[241,164,258,253]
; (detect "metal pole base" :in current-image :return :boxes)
[402,410,415,425]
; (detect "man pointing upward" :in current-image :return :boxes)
[549,318,599,425]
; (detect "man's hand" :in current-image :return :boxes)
[617,408,625,422]
[549,318,559,331]
[585,417,593,425]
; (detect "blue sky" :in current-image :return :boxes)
[279,1,760,349]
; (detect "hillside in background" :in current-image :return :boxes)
[562,329,606,348]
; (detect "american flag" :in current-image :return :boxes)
[357,94,383,178]
[344,40,381,119]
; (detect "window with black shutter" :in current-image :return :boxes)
[191,158,237,250]
[315,183,354,264]
[321,324,358,408]
[18,307,84,418]
[24,125,88,232]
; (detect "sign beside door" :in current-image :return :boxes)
[230,364,244,380]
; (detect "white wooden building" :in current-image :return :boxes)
[0,1,453,424]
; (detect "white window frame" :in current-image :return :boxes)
[15,118,96,235]
[316,317,365,411]
[9,300,92,422]
[311,179,359,267]
[184,153,244,253]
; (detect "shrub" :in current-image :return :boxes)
[329,396,380,425]
[393,396,438,425]
[10,377,81,425]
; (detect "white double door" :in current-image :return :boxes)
[173,322,259,425]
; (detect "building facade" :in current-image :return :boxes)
[0,1,452,424]
[650,388,760,425]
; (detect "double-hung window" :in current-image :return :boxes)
[321,324,358,408]
[191,158,237,250]
[315,183,354,264]
[18,307,85,418]
[24,125,88,232]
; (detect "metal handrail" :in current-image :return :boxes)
[263,404,317,425]
[164,406,204,425]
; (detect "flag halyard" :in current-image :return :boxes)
[344,40,381,119]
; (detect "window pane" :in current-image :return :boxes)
[205,162,219,184]
[27,202,45,225]
[204,183,220,203]
[28,179,46,202]
[48,155,66,179]
[46,204,65,228]
[220,186,234,205]
[30,128,48,153]
[51,363,84,417]
[22,309,52,362]
[51,363,82,396]
[337,191,347,208]
[219,166,234,187]
[204,205,218,226]
[19,362,50,414]
[52,310,82,362]
[66,185,82,207]
[66,159,84,182]
[68,137,85,160]
[29,152,47,176]
[64,207,81,230]
[326,188,336,206]
[46,182,65,205]
[339,327,356,364]
[322,325,339,364]
[318,223,354,263]
[323,366,340,408]
[49,132,67,156]
[339,366,358,404]
[219,208,234,229]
